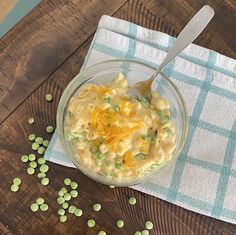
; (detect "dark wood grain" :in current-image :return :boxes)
[0,0,236,234]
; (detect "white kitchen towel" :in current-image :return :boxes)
[44,15,236,224]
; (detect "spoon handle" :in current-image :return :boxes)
[153,5,214,78]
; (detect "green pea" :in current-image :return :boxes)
[40,164,49,173]
[21,155,29,163]
[46,125,54,134]
[13,177,21,186]
[57,197,65,205]
[32,143,40,151]
[40,203,49,211]
[27,167,35,175]
[58,190,64,197]
[58,208,65,216]
[87,219,96,228]
[28,117,35,124]
[37,146,45,155]
[113,104,120,112]
[116,219,124,228]
[98,231,106,235]
[145,221,153,230]
[64,193,71,201]
[70,181,78,189]
[128,197,136,205]
[64,178,71,186]
[93,203,101,212]
[11,184,19,192]
[37,172,46,179]
[30,203,39,212]
[70,190,78,198]
[41,177,49,186]
[141,230,149,235]
[68,205,76,213]
[74,208,83,217]
[62,202,69,209]
[28,134,36,142]
[28,154,36,161]
[45,94,53,102]
[115,162,123,169]
[38,157,46,165]
[43,140,49,147]
[61,187,67,194]
[134,231,141,235]
[60,215,67,223]
[29,161,37,168]
[36,197,45,205]
[35,137,43,145]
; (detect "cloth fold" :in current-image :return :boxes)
[45,15,236,224]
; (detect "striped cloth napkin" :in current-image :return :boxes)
[45,15,236,224]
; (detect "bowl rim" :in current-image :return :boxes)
[57,59,189,186]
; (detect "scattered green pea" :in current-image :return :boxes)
[45,94,53,102]
[35,137,43,145]
[145,221,153,230]
[37,172,46,179]
[98,231,106,235]
[70,181,78,189]
[74,208,83,217]
[61,187,67,194]
[58,208,65,216]
[70,190,78,198]
[37,146,45,155]
[46,125,54,133]
[68,205,76,213]
[141,230,149,235]
[40,164,49,173]
[32,143,40,151]
[62,202,69,209]
[64,178,71,186]
[27,167,35,175]
[29,161,37,168]
[64,193,71,201]
[28,117,35,124]
[57,197,65,205]
[134,231,141,235]
[21,155,29,163]
[87,219,96,228]
[58,190,64,197]
[13,177,21,186]
[128,197,136,205]
[29,154,36,161]
[41,177,49,186]
[93,203,101,212]
[60,215,67,223]
[40,203,49,211]
[38,157,46,165]
[11,184,19,192]
[116,219,124,228]
[43,140,49,147]
[36,197,45,205]
[28,134,36,142]
[30,203,39,212]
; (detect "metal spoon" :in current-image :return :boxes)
[131,5,215,97]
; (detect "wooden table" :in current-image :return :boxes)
[0,0,235,234]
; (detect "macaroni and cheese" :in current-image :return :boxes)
[65,73,176,179]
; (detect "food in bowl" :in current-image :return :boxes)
[65,73,176,179]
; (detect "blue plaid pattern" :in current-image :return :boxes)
[44,16,236,224]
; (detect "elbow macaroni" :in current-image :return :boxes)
[65,73,176,179]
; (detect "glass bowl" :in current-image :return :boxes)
[57,60,189,186]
